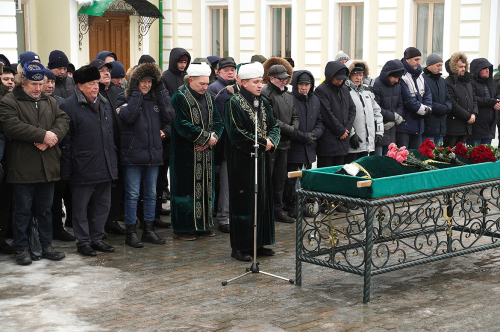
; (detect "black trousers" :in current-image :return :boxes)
[345,151,369,164]
[443,135,467,148]
[317,155,345,168]
[51,180,66,232]
[106,178,124,222]
[0,172,12,239]
[270,149,288,214]
[284,162,311,210]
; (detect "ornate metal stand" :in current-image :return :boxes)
[295,180,500,303]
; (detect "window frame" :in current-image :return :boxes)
[209,6,228,57]
[413,0,445,58]
[338,2,364,61]
[270,5,292,58]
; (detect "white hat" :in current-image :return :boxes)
[186,62,211,77]
[238,62,264,80]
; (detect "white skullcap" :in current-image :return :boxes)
[238,62,264,80]
[186,62,211,77]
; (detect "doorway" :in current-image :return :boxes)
[89,14,130,71]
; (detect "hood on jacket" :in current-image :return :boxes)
[345,60,370,77]
[95,51,117,62]
[323,61,349,88]
[262,57,294,84]
[470,58,493,80]
[168,47,191,75]
[379,59,405,86]
[125,63,161,99]
[291,70,315,99]
[446,52,469,75]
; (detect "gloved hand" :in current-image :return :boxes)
[306,132,316,144]
[349,133,362,150]
[423,106,433,118]
[394,113,403,125]
[129,78,139,92]
[375,134,383,147]
[384,121,395,131]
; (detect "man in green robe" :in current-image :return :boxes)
[170,63,224,240]
[224,62,281,261]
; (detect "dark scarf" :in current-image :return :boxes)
[423,67,442,80]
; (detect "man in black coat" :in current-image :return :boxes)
[261,63,299,223]
[314,61,356,168]
[373,59,405,155]
[60,66,118,257]
[444,52,478,147]
[284,70,323,218]
[48,50,75,99]
[468,58,500,146]
[422,53,452,145]
[161,48,191,97]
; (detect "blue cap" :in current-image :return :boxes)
[22,62,46,81]
[19,52,40,68]
[110,61,125,78]
[44,68,56,81]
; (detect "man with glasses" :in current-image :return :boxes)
[261,63,299,223]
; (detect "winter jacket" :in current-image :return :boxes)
[314,61,356,157]
[115,63,172,166]
[289,70,324,164]
[53,74,76,99]
[0,86,69,183]
[398,59,433,135]
[372,60,405,147]
[493,65,500,90]
[207,76,238,163]
[444,53,478,136]
[161,48,191,97]
[99,83,123,149]
[345,80,383,153]
[469,58,500,140]
[59,88,118,185]
[422,68,452,137]
[261,82,299,150]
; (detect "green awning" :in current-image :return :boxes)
[78,0,163,19]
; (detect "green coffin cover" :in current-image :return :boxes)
[301,157,500,199]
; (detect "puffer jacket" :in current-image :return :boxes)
[372,60,405,146]
[115,63,172,166]
[345,80,383,153]
[314,61,356,157]
[261,82,299,150]
[161,48,191,97]
[398,59,433,135]
[59,88,118,184]
[0,86,69,183]
[444,52,478,136]
[422,68,452,137]
[53,74,76,99]
[469,58,500,140]
[289,70,324,164]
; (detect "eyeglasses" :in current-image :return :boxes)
[273,77,289,82]
[99,68,111,73]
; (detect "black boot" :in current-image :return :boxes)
[105,220,127,235]
[125,224,144,248]
[141,221,166,244]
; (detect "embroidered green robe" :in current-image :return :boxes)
[224,92,280,251]
[170,85,224,232]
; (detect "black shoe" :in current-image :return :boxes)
[0,239,15,255]
[42,246,65,260]
[288,209,298,219]
[173,232,196,241]
[275,211,295,223]
[141,221,166,244]
[53,229,76,241]
[77,244,97,256]
[164,189,170,201]
[231,249,252,262]
[196,229,215,237]
[91,241,115,253]
[257,247,275,256]
[125,225,144,248]
[218,224,230,233]
[161,191,168,203]
[105,220,127,235]
[160,208,170,216]
[16,250,32,265]
[154,218,171,228]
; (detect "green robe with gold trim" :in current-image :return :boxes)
[170,85,224,232]
[224,91,280,251]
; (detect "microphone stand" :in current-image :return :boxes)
[222,96,294,286]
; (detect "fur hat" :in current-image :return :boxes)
[449,52,469,74]
[346,60,370,77]
[125,62,161,98]
[262,57,293,84]
[73,65,101,85]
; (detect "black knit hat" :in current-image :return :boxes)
[67,63,76,73]
[111,61,126,78]
[48,50,69,69]
[404,47,421,59]
[73,65,101,85]
[138,54,156,65]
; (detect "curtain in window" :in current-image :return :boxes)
[212,9,220,56]
[432,3,444,57]
[272,8,282,57]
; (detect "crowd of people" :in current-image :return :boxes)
[0,45,499,265]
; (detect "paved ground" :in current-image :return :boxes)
[1,199,500,332]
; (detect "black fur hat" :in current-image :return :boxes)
[73,65,101,85]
